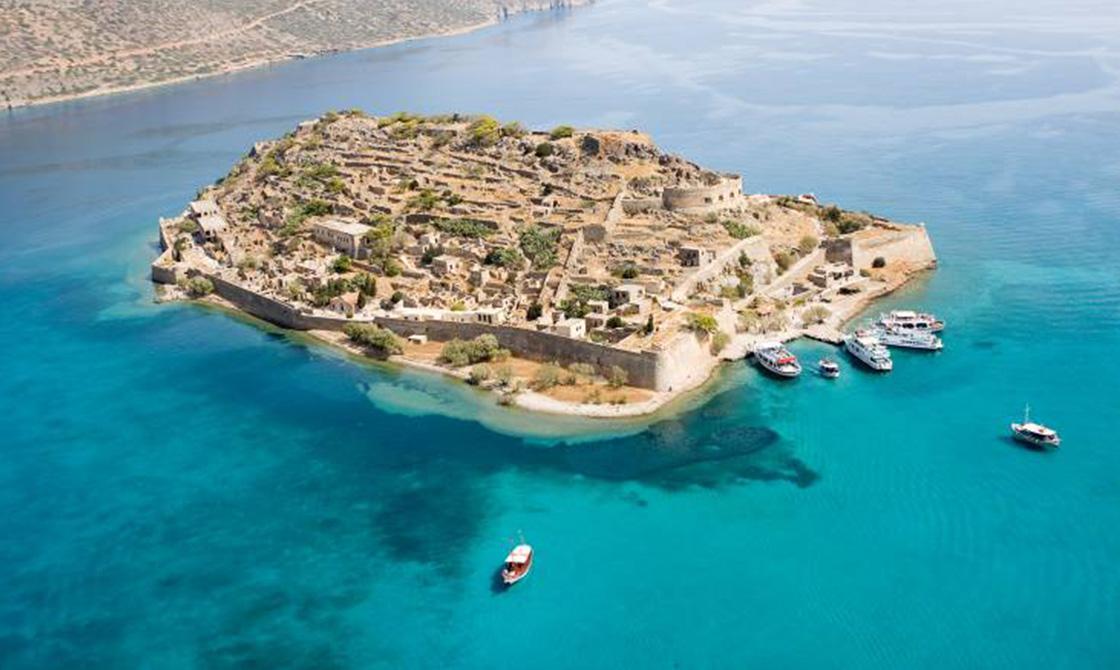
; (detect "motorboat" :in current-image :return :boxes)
[818,358,840,378]
[501,544,533,586]
[753,341,802,378]
[872,326,943,351]
[844,333,893,371]
[877,310,944,333]
[1011,405,1060,448]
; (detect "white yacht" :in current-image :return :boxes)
[845,333,893,371]
[753,341,802,378]
[1011,405,1061,449]
[872,326,943,351]
[878,310,944,333]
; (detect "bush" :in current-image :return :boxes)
[439,334,506,367]
[467,115,501,146]
[872,256,887,269]
[549,125,575,140]
[615,263,640,279]
[534,142,554,158]
[710,331,730,355]
[185,276,214,297]
[332,255,352,273]
[532,363,563,390]
[484,246,524,269]
[178,219,200,235]
[799,235,819,255]
[606,316,625,329]
[343,323,403,355]
[802,305,832,326]
[722,220,761,239]
[823,205,843,223]
[607,365,628,388]
[526,303,543,321]
[569,363,596,380]
[643,315,654,335]
[519,225,561,269]
[686,312,719,335]
[495,364,514,386]
[467,365,492,385]
[738,252,752,268]
[773,251,794,273]
[502,122,526,138]
[434,218,492,239]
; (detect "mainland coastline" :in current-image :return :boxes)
[151,110,936,419]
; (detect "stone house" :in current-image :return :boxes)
[312,219,369,257]
[680,245,715,267]
[553,317,587,339]
[431,255,462,276]
[610,283,645,308]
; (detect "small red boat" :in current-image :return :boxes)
[501,544,533,586]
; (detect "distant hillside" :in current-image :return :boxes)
[0,0,586,108]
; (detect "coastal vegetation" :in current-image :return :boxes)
[439,334,510,367]
[344,323,403,356]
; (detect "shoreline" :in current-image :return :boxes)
[173,260,934,422]
[3,4,587,111]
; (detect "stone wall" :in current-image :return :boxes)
[204,274,667,389]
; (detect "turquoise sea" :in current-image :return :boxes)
[2,0,1119,667]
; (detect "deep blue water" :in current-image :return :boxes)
[2,0,1120,667]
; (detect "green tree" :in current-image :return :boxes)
[686,312,719,335]
[607,366,628,388]
[343,323,403,355]
[549,125,575,140]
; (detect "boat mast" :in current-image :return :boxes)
[1024,403,1031,424]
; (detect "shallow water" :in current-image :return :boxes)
[2,0,1119,667]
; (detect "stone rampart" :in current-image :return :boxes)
[663,175,743,212]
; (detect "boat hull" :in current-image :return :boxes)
[1010,424,1060,448]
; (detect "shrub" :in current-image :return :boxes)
[711,331,730,355]
[332,255,352,273]
[178,219,200,234]
[390,290,405,304]
[185,276,214,297]
[519,225,561,269]
[802,305,831,326]
[526,303,543,321]
[467,365,492,385]
[859,268,871,278]
[872,256,887,269]
[467,115,501,146]
[532,363,563,390]
[799,235,819,255]
[607,365,628,388]
[495,364,514,386]
[615,263,640,279]
[773,251,794,273]
[738,252,752,268]
[534,142,554,158]
[484,246,524,269]
[434,218,492,239]
[606,316,625,329]
[837,217,864,234]
[343,323,403,355]
[823,205,843,223]
[408,189,441,211]
[439,334,506,367]
[722,220,760,239]
[501,122,526,138]
[643,315,654,335]
[549,125,575,140]
[686,312,719,335]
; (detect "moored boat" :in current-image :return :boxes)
[818,358,840,378]
[878,309,944,333]
[501,544,533,586]
[753,341,802,378]
[1010,405,1060,448]
[844,333,893,371]
[872,326,943,351]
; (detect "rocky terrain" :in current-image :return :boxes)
[0,0,586,108]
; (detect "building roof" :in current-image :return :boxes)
[313,219,369,237]
[189,199,220,217]
[196,213,228,233]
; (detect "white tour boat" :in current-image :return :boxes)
[753,341,802,378]
[872,326,943,351]
[1010,405,1061,449]
[818,358,841,379]
[500,544,533,586]
[845,333,893,371]
[877,310,945,333]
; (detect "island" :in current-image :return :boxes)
[151,110,936,417]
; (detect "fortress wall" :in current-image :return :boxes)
[662,175,743,212]
[205,274,664,389]
[852,225,937,269]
